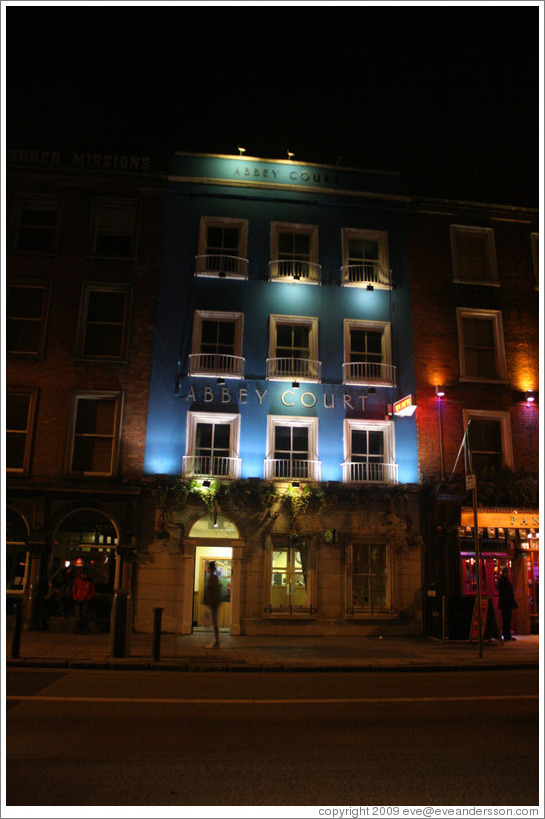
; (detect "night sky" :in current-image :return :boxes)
[6,3,540,206]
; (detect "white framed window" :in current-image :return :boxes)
[75,283,132,361]
[451,225,498,284]
[456,308,507,382]
[6,389,38,475]
[66,392,123,476]
[531,233,539,288]
[265,415,320,481]
[190,310,244,379]
[463,409,513,477]
[184,411,241,479]
[342,319,395,386]
[341,228,391,288]
[195,216,248,278]
[347,540,394,615]
[269,222,320,283]
[11,194,61,254]
[267,538,315,615]
[90,198,139,258]
[6,281,51,357]
[342,419,397,484]
[267,315,320,381]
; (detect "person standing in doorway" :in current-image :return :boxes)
[203,561,221,648]
[72,568,95,633]
[498,566,518,641]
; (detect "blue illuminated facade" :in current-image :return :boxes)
[144,153,418,485]
[138,153,423,637]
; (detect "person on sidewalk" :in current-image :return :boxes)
[72,569,95,634]
[498,566,518,641]
[203,561,221,648]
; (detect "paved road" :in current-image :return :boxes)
[5,668,540,809]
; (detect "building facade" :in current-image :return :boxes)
[6,149,165,630]
[138,153,423,636]
[408,195,540,636]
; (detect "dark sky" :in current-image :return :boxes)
[6,3,540,205]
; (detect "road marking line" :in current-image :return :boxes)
[6,694,539,704]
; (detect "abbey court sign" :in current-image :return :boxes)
[184,384,369,410]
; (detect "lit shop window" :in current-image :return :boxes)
[6,390,38,475]
[66,393,123,476]
[269,222,320,283]
[341,228,391,288]
[268,541,313,614]
[184,412,241,479]
[464,410,513,477]
[456,308,507,381]
[342,319,395,386]
[91,198,139,258]
[6,282,50,356]
[347,541,393,615]
[11,194,61,254]
[265,416,320,481]
[189,311,244,378]
[342,419,397,484]
[75,284,131,360]
[195,217,248,279]
[267,315,320,382]
[451,225,498,284]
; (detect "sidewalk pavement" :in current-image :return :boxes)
[5,620,541,672]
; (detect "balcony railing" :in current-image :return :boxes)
[264,458,321,481]
[189,353,245,379]
[342,460,398,484]
[194,254,248,279]
[341,261,392,288]
[183,454,241,479]
[268,259,321,284]
[342,361,396,387]
[266,357,321,382]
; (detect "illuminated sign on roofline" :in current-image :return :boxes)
[169,153,408,200]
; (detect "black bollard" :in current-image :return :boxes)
[11,600,24,658]
[152,607,163,662]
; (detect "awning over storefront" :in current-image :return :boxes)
[458,509,539,554]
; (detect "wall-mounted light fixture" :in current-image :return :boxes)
[287,150,294,160]
[238,146,246,155]
[202,480,211,488]
[435,385,446,398]
[293,270,301,281]
[368,387,376,395]
[291,482,300,489]
[292,381,300,389]
[526,391,535,404]
[216,377,225,385]
[366,284,374,291]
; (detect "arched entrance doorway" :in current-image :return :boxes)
[187,514,239,633]
[52,509,120,631]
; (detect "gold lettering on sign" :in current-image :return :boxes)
[281,391,295,407]
[255,388,267,405]
[186,387,196,402]
[301,392,316,408]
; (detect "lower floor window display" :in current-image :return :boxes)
[269,542,311,612]
[349,541,391,614]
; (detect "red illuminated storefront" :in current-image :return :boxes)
[459,508,539,634]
